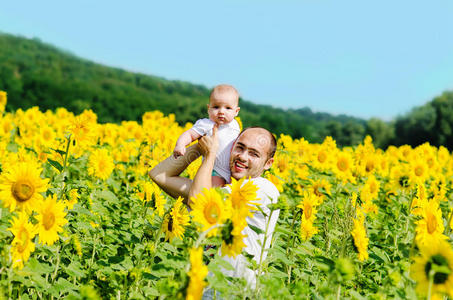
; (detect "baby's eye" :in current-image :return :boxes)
[227,107,232,110]
[213,106,219,109]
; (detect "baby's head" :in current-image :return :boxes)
[208,84,240,125]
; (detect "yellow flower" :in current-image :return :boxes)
[415,199,448,246]
[411,240,453,298]
[88,148,115,180]
[36,194,68,245]
[297,191,319,222]
[163,197,190,241]
[65,189,79,210]
[220,219,246,258]
[0,162,49,212]
[68,111,97,146]
[191,188,232,237]
[8,211,36,269]
[186,247,208,300]
[300,216,318,241]
[0,90,7,112]
[226,178,259,217]
[309,178,331,203]
[333,151,356,184]
[351,212,369,261]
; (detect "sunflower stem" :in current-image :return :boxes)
[336,284,341,300]
[194,224,221,249]
[258,206,276,276]
[62,134,72,171]
[51,245,61,282]
[427,269,435,300]
[445,208,453,236]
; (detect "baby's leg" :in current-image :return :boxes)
[211,176,226,187]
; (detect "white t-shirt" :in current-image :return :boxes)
[192,118,240,183]
[221,177,280,288]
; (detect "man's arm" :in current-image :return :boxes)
[188,125,219,203]
[149,144,202,200]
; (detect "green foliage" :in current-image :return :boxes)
[0,32,370,145]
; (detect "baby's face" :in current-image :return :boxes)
[207,91,240,125]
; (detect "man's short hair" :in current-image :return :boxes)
[241,126,277,159]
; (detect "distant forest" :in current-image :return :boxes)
[1,32,453,149]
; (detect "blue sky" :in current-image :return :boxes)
[1,0,453,120]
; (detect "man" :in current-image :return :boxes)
[149,126,280,287]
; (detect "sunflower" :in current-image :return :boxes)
[333,151,356,184]
[68,111,97,146]
[88,148,115,180]
[309,178,331,203]
[351,212,369,261]
[0,90,7,112]
[300,216,318,241]
[65,189,79,210]
[162,197,190,241]
[191,188,232,237]
[411,240,453,298]
[0,162,49,212]
[408,158,429,186]
[186,247,208,300]
[220,219,247,258]
[226,178,259,217]
[415,199,448,246]
[297,190,319,222]
[8,211,36,269]
[36,194,68,245]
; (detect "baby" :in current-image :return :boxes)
[173,84,241,187]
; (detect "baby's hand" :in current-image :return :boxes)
[173,145,186,158]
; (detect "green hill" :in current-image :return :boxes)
[0,32,374,145]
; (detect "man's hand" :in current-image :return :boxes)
[198,124,219,157]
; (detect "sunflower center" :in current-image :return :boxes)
[337,159,348,172]
[318,151,327,163]
[11,180,35,202]
[304,204,312,219]
[426,212,437,234]
[313,186,323,197]
[204,202,220,224]
[415,166,424,177]
[424,254,450,284]
[43,211,56,230]
[365,161,374,173]
[43,130,51,141]
[398,176,410,188]
[17,228,30,253]
[98,160,107,171]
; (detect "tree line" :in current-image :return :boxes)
[1,33,452,149]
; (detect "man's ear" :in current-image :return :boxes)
[264,157,274,171]
[235,106,240,116]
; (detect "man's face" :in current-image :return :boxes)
[229,128,274,179]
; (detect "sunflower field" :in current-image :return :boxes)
[1,89,453,299]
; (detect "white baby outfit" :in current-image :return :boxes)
[191,118,240,183]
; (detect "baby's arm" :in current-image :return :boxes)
[173,129,202,158]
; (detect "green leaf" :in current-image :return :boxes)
[48,278,77,296]
[248,224,265,235]
[47,158,63,172]
[25,258,53,274]
[65,261,86,278]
